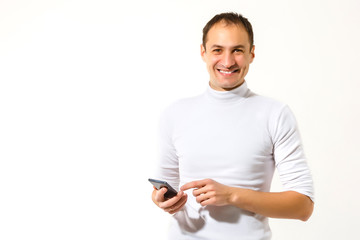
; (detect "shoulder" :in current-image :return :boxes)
[245,92,299,133]
[158,94,204,130]
[161,93,204,117]
[246,92,300,143]
[246,91,288,116]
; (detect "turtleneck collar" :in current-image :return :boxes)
[204,81,250,103]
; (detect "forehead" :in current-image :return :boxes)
[206,22,250,48]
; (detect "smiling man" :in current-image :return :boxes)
[151,12,314,240]
[201,18,254,91]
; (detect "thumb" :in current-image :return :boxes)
[155,187,168,202]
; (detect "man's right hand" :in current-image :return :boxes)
[152,187,188,215]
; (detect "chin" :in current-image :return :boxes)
[210,78,244,91]
[219,82,242,90]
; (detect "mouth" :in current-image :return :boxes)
[217,69,239,76]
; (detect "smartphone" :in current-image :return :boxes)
[148,178,178,199]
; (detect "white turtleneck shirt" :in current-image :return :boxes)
[155,82,314,240]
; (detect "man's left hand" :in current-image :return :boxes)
[181,179,233,206]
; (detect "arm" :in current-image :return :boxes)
[181,179,314,221]
[151,106,187,214]
[229,187,313,221]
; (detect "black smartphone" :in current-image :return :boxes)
[148,178,178,199]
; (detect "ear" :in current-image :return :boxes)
[249,45,255,63]
[200,44,206,62]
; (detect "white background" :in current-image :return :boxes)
[1,0,359,239]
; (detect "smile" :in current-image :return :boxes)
[217,69,239,75]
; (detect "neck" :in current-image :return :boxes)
[205,81,250,103]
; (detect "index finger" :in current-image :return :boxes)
[181,179,207,191]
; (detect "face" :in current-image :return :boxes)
[201,22,255,91]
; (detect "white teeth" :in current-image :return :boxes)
[219,70,236,74]
[219,70,232,74]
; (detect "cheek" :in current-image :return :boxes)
[208,56,221,67]
[235,56,247,66]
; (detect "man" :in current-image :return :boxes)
[151,12,314,240]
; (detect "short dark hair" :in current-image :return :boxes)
[202,12,254,52]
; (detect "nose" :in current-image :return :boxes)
[221,52,235,68]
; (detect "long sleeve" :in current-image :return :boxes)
[155,106,180,191]
[270,105,314,202]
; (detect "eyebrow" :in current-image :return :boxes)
[233,45,246,49]
[210,44,246,49]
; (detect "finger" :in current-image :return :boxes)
[159,191,184,209]
[169,196,187,214]
[165,194,188,214]
[181,179,208,191]
[154,187,168,203]
[192,185,211,197]
[195,192,212,204]
[198,197,214,206]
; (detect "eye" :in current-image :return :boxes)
[212,49,222,54]
[234,49,244,53]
